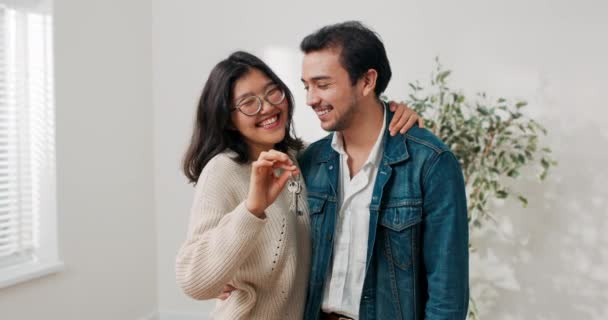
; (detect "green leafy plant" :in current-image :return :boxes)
[401,58,557,319]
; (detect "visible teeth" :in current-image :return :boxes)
[316,108,331,116]
[259,115,278,127]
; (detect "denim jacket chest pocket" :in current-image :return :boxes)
[378,199,423,270]
[307,195,326,214]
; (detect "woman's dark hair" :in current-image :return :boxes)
[300,21,392,97]
[183,51,303,184]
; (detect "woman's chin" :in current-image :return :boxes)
[270,132,286,145]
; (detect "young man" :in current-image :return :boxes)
[299,21,469,320]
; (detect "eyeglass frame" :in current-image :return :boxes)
[230,85,286,116]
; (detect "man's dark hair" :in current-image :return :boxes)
[300,21,392,96]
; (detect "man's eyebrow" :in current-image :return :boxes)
[301,76,332,83]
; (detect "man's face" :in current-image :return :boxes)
[301,48,360,132]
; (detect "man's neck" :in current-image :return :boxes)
[339,99,384,178]
[340,99,384,154]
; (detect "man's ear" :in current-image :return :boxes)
[360,69,378,97]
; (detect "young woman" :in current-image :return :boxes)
[175,51,420,319]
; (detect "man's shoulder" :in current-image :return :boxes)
[401,126,451,156]
[398,127,463,177]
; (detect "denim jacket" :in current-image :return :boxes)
[299,108,469,320]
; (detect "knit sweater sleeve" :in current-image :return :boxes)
[175,155,266,300]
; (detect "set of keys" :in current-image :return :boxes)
[287,173,303,216]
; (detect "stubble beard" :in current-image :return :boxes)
[326,95,359,132]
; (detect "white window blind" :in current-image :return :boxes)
[0,0,60,285]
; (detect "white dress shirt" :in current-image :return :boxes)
[321,109,386,319]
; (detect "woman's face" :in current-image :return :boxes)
[230,68,289,157]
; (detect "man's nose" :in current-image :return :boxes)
[306,89,320,107]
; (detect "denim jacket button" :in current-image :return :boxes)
[329,165,333,170]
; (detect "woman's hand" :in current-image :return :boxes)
[387,100,424,136]
[218,284,236,300]
[246,150,299,218]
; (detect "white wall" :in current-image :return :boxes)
[153,0,608,319]
[3,0,604,319]
[0,0,157,319]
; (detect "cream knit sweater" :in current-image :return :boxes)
[176,151,311,320]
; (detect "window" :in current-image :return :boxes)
[0,0,62,288]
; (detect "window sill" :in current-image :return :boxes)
[0,259,64,289]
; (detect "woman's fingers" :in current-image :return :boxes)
[387,101,425,135]
[390,108,410,136]
[252,159,297,182]
[388,101,405,135]
[258,150,293,165]
[278,168,297,188]
[254,150,295,177]
[270,168,300,196]
[217,284,236,301]
[388,100,398,112]
[252,159,275,171]
[401,115,419,134]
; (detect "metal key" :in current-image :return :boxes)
[292,187,299,216]
[287,175,302,215]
